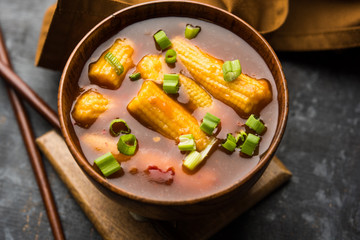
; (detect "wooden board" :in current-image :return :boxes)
[36,130,292,240]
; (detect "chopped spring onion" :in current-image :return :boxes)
[94,152,121,177]
[240,133,260,156]
[185,24,201,39]
[129,72,141,81]
[222,59,241,82]
[178,134,196,151]
[183,151,202,171]
[200,138,218,159]
[109,119,130,136]
[163,74,179,94]
[165,49,177,64]
[200,113,220,135]
[235,131,247,142]
[104,52,124,75]
[153,30,172,50]
[245,114,265,134]
[117,134,137,156]
[183,138,217,171]
[222,133,237,152]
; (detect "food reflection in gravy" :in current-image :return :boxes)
[71,17,278,201]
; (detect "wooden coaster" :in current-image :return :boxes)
[36,130,291,240]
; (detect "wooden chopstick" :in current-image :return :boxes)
[0,27,65,240]
[0,60,60,130]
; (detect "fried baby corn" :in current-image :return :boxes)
[172,37,272,115]
[136,55,164,84]
[136,54,212,108]
[89,39,134,89]
[179,74,212,108]
[72,90,109,128]
[127,81,210,151]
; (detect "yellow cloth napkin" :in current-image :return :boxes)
[264,0,360,51]
[35,0,360,70]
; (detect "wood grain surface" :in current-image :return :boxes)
[36,130,291,240]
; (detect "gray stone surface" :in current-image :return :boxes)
[0,0,359,239]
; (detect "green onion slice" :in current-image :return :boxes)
[109,119,131,136]
[235,131,247,142]
[200,113,220,135]
[222,59,241,82]
[200,138,218,159]
[183,138,217,171]
[222,133,237,152]
[245,114,265,134]
[104,52,124,75]
[183,151,202,171]
[129,72,141,81]
[185,24,201,39]
[117,134,137,156]
[153,30,172,50]
[240,133,260,156]
[165,49,177,64]
[178,134,196,151]
[163,74,179,94]
[94,152,121,177]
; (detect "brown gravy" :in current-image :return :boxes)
[72,17,278,201]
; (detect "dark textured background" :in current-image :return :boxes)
[0,0,359,239]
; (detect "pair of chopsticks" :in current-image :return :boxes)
[0,27,65,239]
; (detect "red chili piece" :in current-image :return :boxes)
[144,165,175,185]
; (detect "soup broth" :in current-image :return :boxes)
[72,17,278,201]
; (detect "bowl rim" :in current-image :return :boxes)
[59,0,289,206]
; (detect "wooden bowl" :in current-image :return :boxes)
[58,0,288,220]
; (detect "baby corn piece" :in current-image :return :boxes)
[136,55,164,84]
[89,39,134,89]
[172,37,272,115]
[179,74,212,108]
[136,54,212,108]
[72,90,109,128]
[127,81,210,151]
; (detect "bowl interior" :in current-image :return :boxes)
[59,1,288,205]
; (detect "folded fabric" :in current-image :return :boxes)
[35,0,360,71]
[264,0,360,51]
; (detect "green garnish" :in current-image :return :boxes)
[183,138,217,171]
[235,131,247,142]
[153,30,172,50]
[109,119,130,136]
[163,74,179,94]
[200,113,220,135]
[222,59,241,82]
[104,52,124,75]
[183,151,202,171]
[178,134,196,151]
[245,114,265,134]
[221,133,237,152]
[185,24,201,39]
[240,133,260,156]
[94,152,121,177]
[200,138,217,159]
[165,49,177,64]
[117,134,137,156]
[129,72,141,81]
